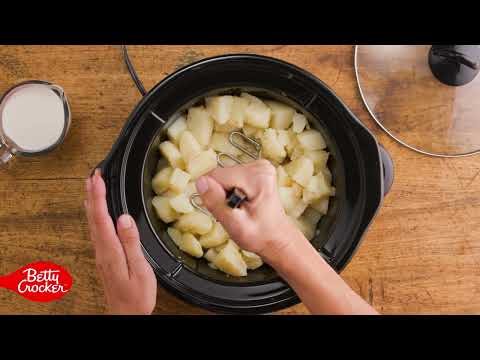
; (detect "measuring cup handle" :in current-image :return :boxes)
[0,143,13,164]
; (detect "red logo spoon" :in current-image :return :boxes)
[0,261,73,302]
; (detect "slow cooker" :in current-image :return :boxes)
[97,53,394,314]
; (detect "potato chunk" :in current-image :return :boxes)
[302,172,331,204]
[186,106,214,147]
[230,96,249,128]
[152,196,178,223]
[276,165,292,187]
[169,193,194,214]
[297,129,327,150]
[184,182,197,198]
[303,206,323,227]
[167,116,187,144]
[168,168,191,193]
[187,149,218,179]
[175,211,213,235]
[152,166,173,195]
[311,197,329,215]
[167,227,183,247]
[265,100,295,130]
[179,233,203,258]
[199,222,228,248]
[305,150,329,173]
[206,95,234,125]
[204,248,218,263]
[213,241,247,277]
[179,130,202,164]
[278,186,300,214]
[261,129,287,164]
[210,132,242,156]
[241,250,263,270]
[292,113,307,133]
[241,93,271,129]
[284,156,314,187]
[159,141,184,169]
[288,199,309,218]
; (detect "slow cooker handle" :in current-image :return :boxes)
[378,144,394,197]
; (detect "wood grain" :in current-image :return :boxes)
[0,45,479,314]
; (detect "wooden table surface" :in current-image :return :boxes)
[0,45,479,315]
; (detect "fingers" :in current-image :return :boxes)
[116,214,148,278]
[206,160,275,200]
[85,169,128,278]
[196,175,250,233]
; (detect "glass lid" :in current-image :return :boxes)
[355,45,480,157]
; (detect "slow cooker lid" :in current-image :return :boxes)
[355,45,480,157]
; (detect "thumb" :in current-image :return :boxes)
[196,176,231,224]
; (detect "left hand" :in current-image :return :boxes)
[85,169,157,315]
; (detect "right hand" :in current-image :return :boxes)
[195,159,306,263]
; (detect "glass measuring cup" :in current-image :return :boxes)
[0,80,71,164]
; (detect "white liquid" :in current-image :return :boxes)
[1,84,65,152]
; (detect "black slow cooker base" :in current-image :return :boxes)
[100,54,386,314]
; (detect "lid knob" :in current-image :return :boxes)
[428,45,480,86]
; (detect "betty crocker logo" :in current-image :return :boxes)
[0,262,73,302]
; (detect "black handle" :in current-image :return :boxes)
[226,188,247,209]
[378,144,394,197]
[431,48,480,70]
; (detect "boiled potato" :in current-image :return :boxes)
[311,197,329,215]
[213,241,247,277]
[322,167,333,184]
[169,168,191,193]
[278,186,300,214]
[303,206,323,227]
[289,147,304,161]
[276,165,292,187]
[169,193,194,214]
[305,150,329,173]
[230,96,249,128]
[302,172,331,204]
[167,227,183,247]
[216,239,240,252]
[187,149,218,179]
[152,196,178,223]
[159,141,185,169]
[175,211,213,235]
[179,233,204,258]
[206,95,234,125]
[297,129,327,151]
[199,222,228,248]
[184,181,197,198]
[292,113,307,133]
[152,166,172,195]
[152,92,336,277]
[284,156,314,187]
[261,129,287,164]
[241,93,271,129]
[210,132,242,156]
[179,130,202,164]
[265,100,295,130]
[167,116,187,144]
[204,248,218,263]
[187,106,214,147]
[241,250,263,270]
[288,199,309,218]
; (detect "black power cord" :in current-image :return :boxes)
[121,45,147,96]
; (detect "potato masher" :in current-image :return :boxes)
[190,131,262,214]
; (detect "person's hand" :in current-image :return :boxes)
[85,169,157,315]
[195,159,305,263]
